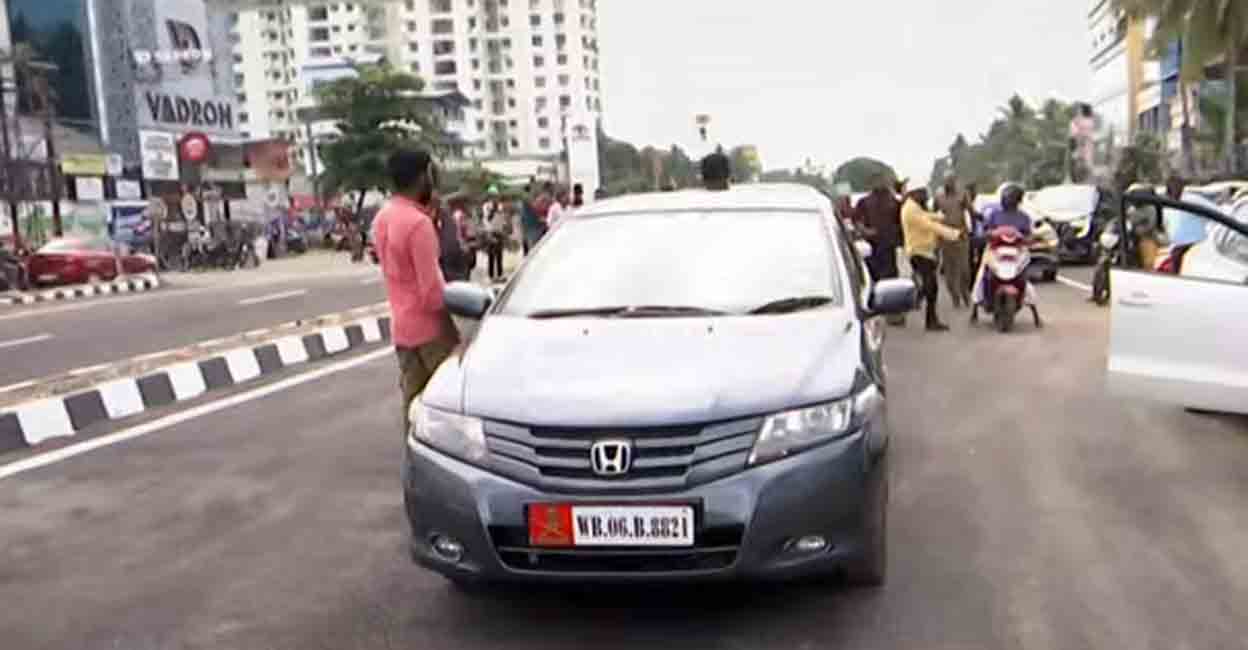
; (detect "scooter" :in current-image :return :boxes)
[971,226,1042,332]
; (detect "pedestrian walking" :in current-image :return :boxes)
[572,183,585,208]
[901,185,963,332]
[701,151,732,191]
[935,177,972,308]
[547,186,570,229]
[481,185,507,281]
[371,149,459,428]
[965,183,986,286]
[519,184,540,255]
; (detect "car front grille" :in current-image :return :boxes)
[481,416,763,493]
[490,524,743,574]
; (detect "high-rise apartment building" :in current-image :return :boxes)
[228,0,603,163]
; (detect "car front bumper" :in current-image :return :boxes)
[402,427,884,584]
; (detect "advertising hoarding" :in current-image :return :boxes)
[130,0,239,139]
[140,130,180,181]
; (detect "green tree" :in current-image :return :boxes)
[1115,0,1248,173]
[831,157,898,192]
[313,63,443,217]
[728,146,762,183]
[1113,131,1166,191]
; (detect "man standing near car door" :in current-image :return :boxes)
[372,149,459,428]
[854,177,906,324]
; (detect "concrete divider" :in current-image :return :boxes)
[1,273,161,307]
[0,313,391,452]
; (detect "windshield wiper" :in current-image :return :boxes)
[747,295,836,315]
[528,305,729,319]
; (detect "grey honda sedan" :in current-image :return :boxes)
[402,184,914,588]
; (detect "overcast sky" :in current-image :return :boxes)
[597,0,1091,183]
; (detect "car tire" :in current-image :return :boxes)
[845,454,888,588]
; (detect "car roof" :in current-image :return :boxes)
[575,183,833,217]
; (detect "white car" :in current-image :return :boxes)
[1108,193,1248,414]
[1179,197,1248,282]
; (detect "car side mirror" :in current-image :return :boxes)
[444,281,493,319]
[854,240,873,259]
[869,278,916,315]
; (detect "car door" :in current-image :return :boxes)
[1108,193,1248,413]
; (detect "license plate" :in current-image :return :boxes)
[528,504,695,547]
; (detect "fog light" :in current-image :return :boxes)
[430,534,464,562]
[790,535,828,554]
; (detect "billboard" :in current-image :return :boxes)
[565,110,600,200]
[128,0,238,138]
[140,130,181,180]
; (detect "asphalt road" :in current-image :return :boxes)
[2,282,1246,649]
[0,267,385,386]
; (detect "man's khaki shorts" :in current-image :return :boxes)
[396,336,456,430]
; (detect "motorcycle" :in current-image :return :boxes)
[1,245,30,292]
[1090,222,1124,305]
[971,226,1042,332]
[1027,218,1061,282]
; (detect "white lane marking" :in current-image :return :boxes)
[0,333,53,350]
[0,348,393,481]
[238,289,308,306]
[1056,275,1093,292]
[0,379,37,393]
[359,276,381,285]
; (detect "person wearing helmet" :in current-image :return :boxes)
[984,184,1032,237]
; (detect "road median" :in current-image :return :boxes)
[0,302,392,453]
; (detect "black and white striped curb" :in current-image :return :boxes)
[0,315,392,453]
[0,273,161,306]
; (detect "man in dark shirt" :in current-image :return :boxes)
[854,182,904,282]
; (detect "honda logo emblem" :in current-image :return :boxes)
[590,439,632,476]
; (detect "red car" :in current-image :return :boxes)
[26,237,157,287]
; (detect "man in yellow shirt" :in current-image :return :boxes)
[901,185,963,331]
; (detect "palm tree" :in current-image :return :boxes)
[1114,0,1248,174]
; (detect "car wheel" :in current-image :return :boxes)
[845,454,888,587]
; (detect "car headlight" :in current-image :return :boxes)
[407,400,487,463]
[1099,230,1120,250]
[748,384,882,466]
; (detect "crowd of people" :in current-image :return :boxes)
[839,175,1033,332]
[434,180,584,284]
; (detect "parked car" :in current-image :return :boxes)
[1174,196,1248,282]
[1107,191,1248,414]
[1023,184,1107,263]
[403,184,916,589]
[26,237,157,287]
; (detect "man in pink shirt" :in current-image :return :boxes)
[371,149,459,425]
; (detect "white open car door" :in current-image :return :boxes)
[1108,193,1248,413]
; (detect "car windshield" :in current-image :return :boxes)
[497,210,842,316]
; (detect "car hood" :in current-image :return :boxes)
[442,310,863,427]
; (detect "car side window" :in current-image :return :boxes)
[1122,195,1248,285]
[831,223,868,306]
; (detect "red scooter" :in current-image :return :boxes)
[971,226,1043,332]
